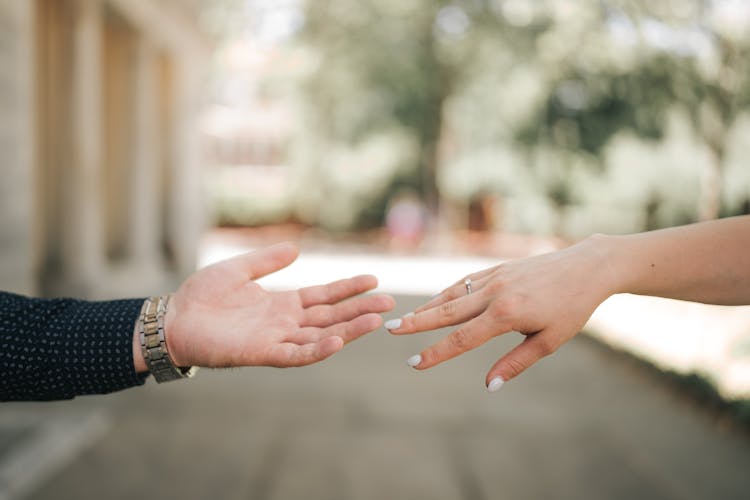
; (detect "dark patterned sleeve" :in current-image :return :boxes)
[0,291,150,401]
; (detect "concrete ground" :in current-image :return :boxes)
[6,295,750,500]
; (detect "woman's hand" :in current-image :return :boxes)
[153,243,395,370]
[386,236,617,391]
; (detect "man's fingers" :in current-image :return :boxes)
[302,294,394,327]
[265,336,344,367]
[299,275,379,307]
[220,242,300,281]
[408,313,510,370]
[290,313,383,345]
[485,332,559,388]
[386,293,487,334]
[320,313,383,343]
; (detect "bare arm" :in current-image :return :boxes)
[609,215,750,305]
[386,215,750,391]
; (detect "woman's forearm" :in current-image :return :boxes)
[605,215,750,305]
[386,215,750,388]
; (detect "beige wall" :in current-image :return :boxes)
[0,0,35,296]
[0,0,207,299]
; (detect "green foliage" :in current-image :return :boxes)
[213,0,750,232]
[296,0,451,208]
[510,1,750,221]
[517,57,680,154]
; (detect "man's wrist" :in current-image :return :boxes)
[163,306,186,367]
[132,299,186,372]
[133,296,197,382]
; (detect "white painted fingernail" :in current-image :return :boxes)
[404,312,415,318]
[384,318,402,330]
[487,377,505,393]
[406,354,422,368]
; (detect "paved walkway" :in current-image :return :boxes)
[9,296,750,500]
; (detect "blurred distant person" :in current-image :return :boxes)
[386,216,750,393]
[385,190,427,249]
[467,193,499,232]
[1,243,394,401]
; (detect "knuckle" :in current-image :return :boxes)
[535,337,557,357]
[317,285,333,301]
[487,292,524,320]
[485,277,505,295]
[488,299,510,319]
[340,321,355,338]
[504,357,527,379]
[449,328,472,351]
[352,301,368,316]
[440,301,457,318]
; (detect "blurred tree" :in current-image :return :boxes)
[296,0,555,227]
[685,32,750,220]
[517,0,750,221]
[297,0,449,222]
[237,0,750,232]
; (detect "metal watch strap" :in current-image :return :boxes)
[138,295,198,383]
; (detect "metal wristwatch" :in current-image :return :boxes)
[138,295,198,383]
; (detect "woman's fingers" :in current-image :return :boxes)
[302,294,394,328]
[298,275,379,307]
[484,331,560,390]
[264,336,345,367]
[414,271,495,313]
[406,312,511,370]
[385,292,488,334]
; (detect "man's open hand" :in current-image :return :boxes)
[159,243,394,369]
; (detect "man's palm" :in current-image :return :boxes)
[166,243,394,368]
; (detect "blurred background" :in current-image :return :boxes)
[2,0,750,499]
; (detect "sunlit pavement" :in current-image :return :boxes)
[14,294,750,500]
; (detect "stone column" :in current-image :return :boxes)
[128,36,162,275]
[48,0,105,297]
[60,0,105,296]
[168,55,205,278]
[0,0,35,295]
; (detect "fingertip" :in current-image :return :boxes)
[273,241,300,260]
[317,335,344,359]
[356,274,379,290]
[336,313,383,345]
[486,376,505,393]
[384,312,409,334]
[363,312,384,330]
[258,242,300,274]
[406,354,422,368]
[407,351,432,370]
[486,364,514,387]
[325,335,345,350]
[379,294,397,312]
